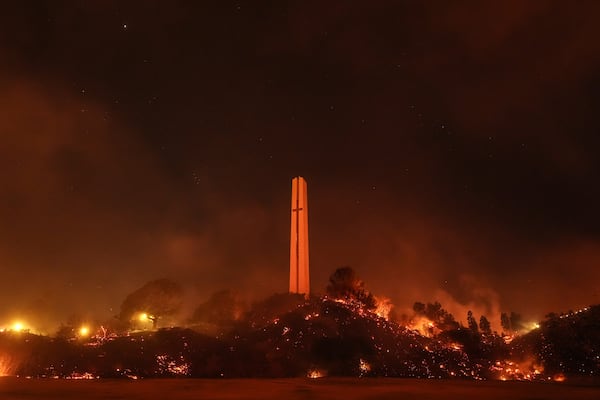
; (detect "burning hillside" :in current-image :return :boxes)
[0,296,598,381]
[0,268,598,381]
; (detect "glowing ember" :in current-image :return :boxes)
[304,312,319,321]
[553,373,566,382]
[359,358,371,376]
[502,334,515,344]
[490,359,544,381]
[156,354,190,376]
[449,343,462,351]
[307,369,325,378]
[79,326,90,337]
[66,372,97,379]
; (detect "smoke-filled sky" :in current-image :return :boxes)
[1,1,600,331]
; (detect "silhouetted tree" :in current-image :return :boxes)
[191,290,244,327]
[119,278,184,328]
[467,310,478,333]
[244,292,307,326]
[55,314,88,340]
[326,267,376,310]
[545,312,558,320]
[501,312,511,332]
[479,315,491,335]
[509,312,526,332]
[413,301,459,331]
[500,311,526,333]
[55,324,77,340]
[413,302,426,315]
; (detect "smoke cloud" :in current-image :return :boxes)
[1,2,599,333]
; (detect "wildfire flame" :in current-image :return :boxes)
[407,316,436,337]
[358,358,371,376]
[0,355,17,377]
[553,373,566,382]
[374,296,393,320]
[490,359,544,381]
[307,369,325,378]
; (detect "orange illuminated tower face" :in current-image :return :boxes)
[289,176,310,296]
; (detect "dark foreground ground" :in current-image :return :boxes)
[1,377,599,400]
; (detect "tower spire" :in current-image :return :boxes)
[289,176,310,297]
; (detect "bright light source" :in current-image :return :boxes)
[11,322,24,332]
[79,326,90,337]
[139,313,149,322]
[528,322,541,331]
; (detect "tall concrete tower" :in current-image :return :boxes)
[289,176,310,296]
